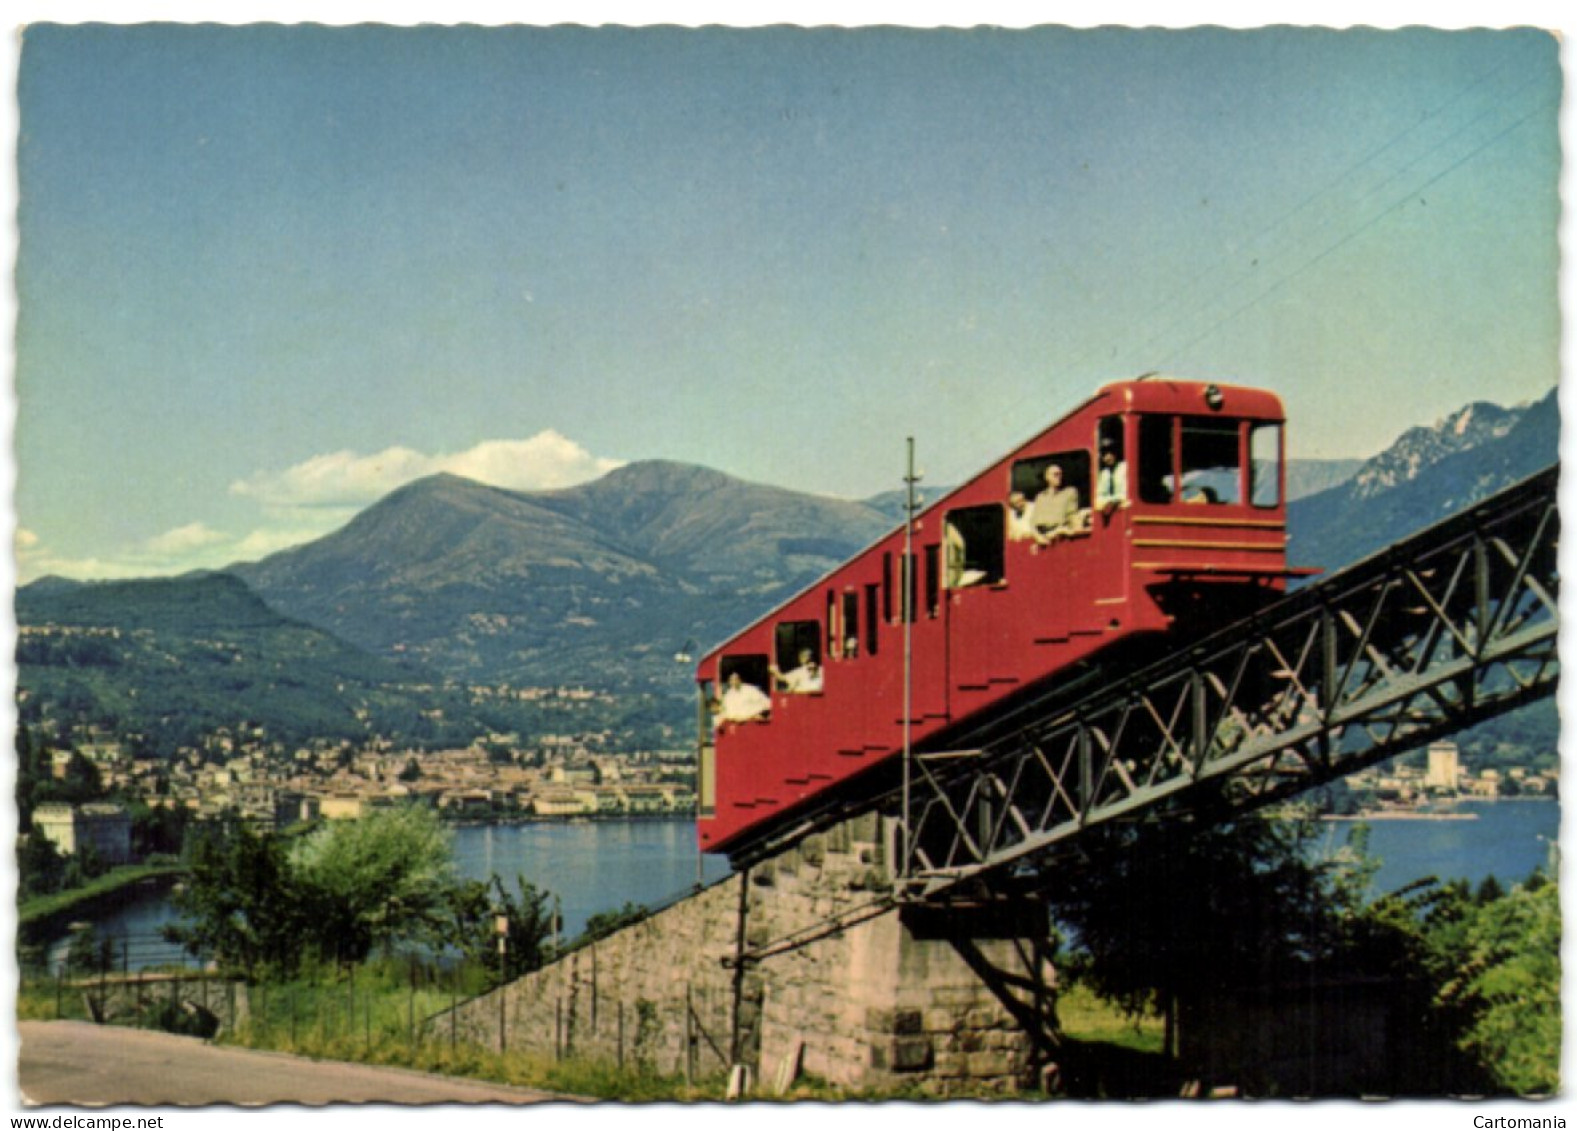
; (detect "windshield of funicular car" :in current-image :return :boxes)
[1138,414,1260,506]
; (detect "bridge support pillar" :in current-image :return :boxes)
[742,816,1050,1094]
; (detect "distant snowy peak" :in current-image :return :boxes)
[1349,400,1526,502]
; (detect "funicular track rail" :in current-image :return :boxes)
[896,465,1559,901]
[730,467,1559,960]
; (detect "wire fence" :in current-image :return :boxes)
[22,937,503,1056]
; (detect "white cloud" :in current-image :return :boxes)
[143,522,228,556]
[16,544,151,583]
[15,516,345,584]
[17,430,625,584]
[229,430,624,509]
[443,433,625,491]
[228,446,435,508]
[228,517,348,562]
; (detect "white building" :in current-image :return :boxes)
[1424,741,1461,791]
[32,802,133,864]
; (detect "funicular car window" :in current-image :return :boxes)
[1095,416,1128,509]
[1138,415,1175,504]
[774,621,820,673]
[1011,450,1091,539]
[944,505,1005,588]
[1250,422,1283,508]
[1012,451,1091,504]
[1178,417,1242,505]
[719,654,770,692]
[716,654,772,723]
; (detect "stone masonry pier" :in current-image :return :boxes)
[438,813,1055,1094]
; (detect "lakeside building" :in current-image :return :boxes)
[1425,741,1462,791]
[32,802,133,864]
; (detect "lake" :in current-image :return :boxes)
[44,819,729,972]
[43,801,1558,971]
[1319,798,1559,897]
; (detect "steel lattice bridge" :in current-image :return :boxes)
[741,466,1558,961]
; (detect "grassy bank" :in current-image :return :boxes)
[228,974,1166,1099]
[18,956,1167,1100]
[18,863,187,927]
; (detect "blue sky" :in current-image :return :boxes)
[11,20,1564,582]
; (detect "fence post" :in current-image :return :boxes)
[408,957,417,1052]
[617,1001,624,1070]
[685,985,694,1084]
[499,982,506,1054]
[290,983,298,1046]
[450,969,457,1055]
[55,966,62,1020]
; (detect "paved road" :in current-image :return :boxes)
[18,1021,571,1106]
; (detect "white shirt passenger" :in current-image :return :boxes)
[780,663,824,693]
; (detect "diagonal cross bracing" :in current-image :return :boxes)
[896,466,1559,902]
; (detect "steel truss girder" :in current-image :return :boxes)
[897,466,1560,901]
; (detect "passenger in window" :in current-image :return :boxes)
[1095,440,1129,516]
[945,522,989,587]
[1006,492,1038,543]
[719,672,772,721]
[1183,486,1219,505]
[772,650,824,694]
[1030,464,1081,542]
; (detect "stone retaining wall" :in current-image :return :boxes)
[440,814,1050,1094]
[74,971,247,1036]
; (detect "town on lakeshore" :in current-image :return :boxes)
[25,701,1558,871]
[21,682,700,870]
[1326,740,1559,819]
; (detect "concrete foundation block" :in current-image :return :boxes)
[891,1038,934,1072]
[892,1008,924,1035]
[923,1008,961,1034]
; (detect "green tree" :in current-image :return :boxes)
[1439,878,1560,1093]
[164,820,304,977]
[15,726,41,831]
[1474,875,1506,905]
[16,832,68,899]
[447,873,556,984]
[1047,815,1364,1052]
[291,805,457,964]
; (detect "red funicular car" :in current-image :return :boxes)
[697,377,1294,860]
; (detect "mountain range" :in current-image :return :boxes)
[228,462,894,689]
[16,388,1559,753]
[1289,389,1558,571]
